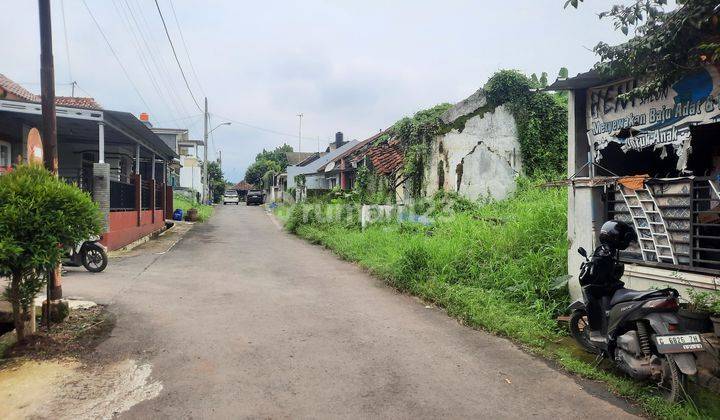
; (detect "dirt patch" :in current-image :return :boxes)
[0,307,163,419]
[2,305,115,360]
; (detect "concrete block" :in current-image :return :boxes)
[441,88,488,124]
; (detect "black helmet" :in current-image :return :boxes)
[599,220,637,250]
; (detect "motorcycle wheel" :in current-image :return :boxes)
[82,244,108,273]
[658,355,687,403]
[569,309,598,354]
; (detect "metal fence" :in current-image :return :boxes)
[110,180,136,211]
[155,184,164,210]
[141,181,152,210]
[606,177,720,275]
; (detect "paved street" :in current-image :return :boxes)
[62,205,638,419]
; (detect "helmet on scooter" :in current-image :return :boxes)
[599,220,637,250]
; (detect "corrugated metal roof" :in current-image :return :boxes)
[547,69,605,91]
[287,140,359,175]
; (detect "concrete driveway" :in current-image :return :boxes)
[61,205,639,419]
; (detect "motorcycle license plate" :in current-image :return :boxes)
[653,334,703,353]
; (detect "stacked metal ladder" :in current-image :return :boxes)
[709,179,720,202]
[619,184,678,264]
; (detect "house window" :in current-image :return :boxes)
[179,146,190,156]
[0,141,11,168]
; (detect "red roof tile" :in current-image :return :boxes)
[0,73,101,109]
[233,181,255,190]
[55,96,102,109]
[0,73,37,101]
[367,142,404,175]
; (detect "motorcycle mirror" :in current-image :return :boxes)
[577,247,588,258]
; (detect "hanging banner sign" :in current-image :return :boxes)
[27,127,44,164]
[587,66,720,152]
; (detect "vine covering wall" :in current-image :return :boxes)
[354,69,568,201]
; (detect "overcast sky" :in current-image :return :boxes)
[2,0,634,182]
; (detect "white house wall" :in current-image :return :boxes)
[424,105,522,201]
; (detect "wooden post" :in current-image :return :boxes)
[150,179,156,223]
[39,0,61,300]
[134,173,141,227]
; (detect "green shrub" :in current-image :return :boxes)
[0,165,102,340]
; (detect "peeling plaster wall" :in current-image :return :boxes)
[424,105,522,201]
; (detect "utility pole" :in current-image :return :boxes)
[202,97,208,204]
[39,0,58,175]
[297,113,303,152]
[39,0,62,301]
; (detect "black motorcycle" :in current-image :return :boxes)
[63,237,108,273]
[569,220,700,402]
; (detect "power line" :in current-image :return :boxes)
[153,0,202,112]
[112,0,179,122]
[210,113,320,142]
[127,0,192,120]
[81,0,152,112]
[60,0,73,85]
[168,0,206,97]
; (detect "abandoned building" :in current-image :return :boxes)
[551,66,720,299]
[426,89,522,201]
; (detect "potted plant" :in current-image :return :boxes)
[679,288,714,333]
[709,297,720,338]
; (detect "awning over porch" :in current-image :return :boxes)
[0,98,177,161]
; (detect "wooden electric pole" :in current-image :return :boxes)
[39,0,62,300]
[39,0,58,175]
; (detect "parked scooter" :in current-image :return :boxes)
[63,236,108,273]
[569,220,700,402]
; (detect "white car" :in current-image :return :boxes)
[222,190,240,205]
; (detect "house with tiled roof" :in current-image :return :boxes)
[0,73,101,109]
[0,73,178,251]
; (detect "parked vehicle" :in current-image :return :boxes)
[223,190,240,205]
[63,236,108,273]
[246,190,264,205]
[569,220,699,402]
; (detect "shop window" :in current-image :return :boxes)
[596,142,680,178]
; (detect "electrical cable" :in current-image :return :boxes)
[81,0,152,112]
[129,0,191,119]
[168,0,206,97]
[112,0,180,123]
[60,0,73,87]
[153,0,202,112]
[210,113,320,142]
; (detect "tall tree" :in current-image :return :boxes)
[567,0,720,98]
[244,144,293,187]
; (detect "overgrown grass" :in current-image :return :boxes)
[275,180,719,419]
[173,195,213,222]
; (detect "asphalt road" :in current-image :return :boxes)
[62,205,638,419]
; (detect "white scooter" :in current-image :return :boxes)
[63,236,108,273]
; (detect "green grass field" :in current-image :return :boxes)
[173,195,214,222]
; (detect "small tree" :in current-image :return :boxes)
[207,161,225,203]
[0,165,102,341]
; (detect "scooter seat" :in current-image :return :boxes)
[610,288,673,306]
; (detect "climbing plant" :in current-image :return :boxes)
[567,0,720,99]
[484,69,568,176]
[390,103,453,198]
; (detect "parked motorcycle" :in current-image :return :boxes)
[568,220,700,402]
[63,237,108,273]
